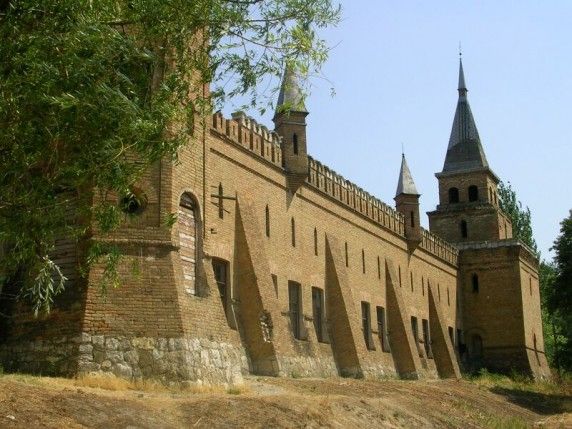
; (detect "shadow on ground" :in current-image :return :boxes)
[490,386,572,415]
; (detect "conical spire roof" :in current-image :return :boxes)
[275,66,308,115]
[396,154,419,196]
[442,58,489,173]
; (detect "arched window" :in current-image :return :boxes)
[471,334,483,359]
[449,187,459,203]
[489,188,493,203]
[472,273,479,293]
[461,220,468,238]
[179,193,199,295]
[265,205,270,237]
[293,133,299,155]
[468,185,479,202]
[291,217,296,247]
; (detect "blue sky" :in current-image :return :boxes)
[225,1,572,259]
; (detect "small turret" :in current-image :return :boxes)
[273,66,309,192]
[394,154,422,251]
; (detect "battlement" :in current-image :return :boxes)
[307,156,406,237]
[420,229,459,265]
[212,111,283,167]
[211,112,458,266]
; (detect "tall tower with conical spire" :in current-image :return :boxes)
[273,66,309,192]
[394,154,422,251]
[427,57,549,378]
[427,57,513,243]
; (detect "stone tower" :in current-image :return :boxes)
[427,58,550,378]
[273,66,309,192]
[394,154,422,251]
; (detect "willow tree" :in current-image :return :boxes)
[0,0,340,313]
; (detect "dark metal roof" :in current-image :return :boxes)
[396,154,419,196]
[442,59,489,173]
[275,66,307,114]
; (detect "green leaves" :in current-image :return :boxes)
[0,0,339,313]
[498,181,539,256]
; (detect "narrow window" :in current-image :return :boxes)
[461,220,468,238]
[410,211,415,227]
[313,228,318,256]
[291,217,296,247]
[376,306,390,352]
[345,242,349,267]
[179,193,198,295]
[293,133,299,154]
[265,205,270,238]
[472,273,479,293]
[362,249,366,274]
[447,288,450,306]
[422,319,431,357]
[489,188,493,203]
[288,281,302,339]
[448,327,455,345]
[218,183,224,219]
[437,283,441,301]
[398,265,402,287]
[213,259,231,327]
[468,185,479,202]
[312,287,325,342]
[377,256,381,280]
[422,277,425,296]
[272,274,278,297]
[449,187,459,203]
[410,271,414,292]
[361,302,374,350]
[411,316,419,343]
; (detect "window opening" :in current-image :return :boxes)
[288,281,302,339]
[312,287,325,343]
[422,319,432,357]
[265,205,270,237]
[449,187,459,203]
[291,217,296,247]
[212,259,231,326]
[461,220,468,238]
[361,301,374,350]
[377,306,390,352]
[468,185,479,202]
[472,274,479,293]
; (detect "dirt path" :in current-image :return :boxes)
[0,375,570,428]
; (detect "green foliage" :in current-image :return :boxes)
[543,210,572,374]
[498,181,539,256]
[0,0,340,312]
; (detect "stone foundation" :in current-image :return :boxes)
[1,334,248,386]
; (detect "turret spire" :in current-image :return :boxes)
[442,57,489,173]
[275,66,307,117]
[395,153,419,197]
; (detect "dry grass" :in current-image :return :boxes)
[469,369,571,396]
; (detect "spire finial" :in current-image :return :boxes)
[459,41,462,59]
[458,51,467,94]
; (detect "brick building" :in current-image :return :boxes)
[0,59,551,384]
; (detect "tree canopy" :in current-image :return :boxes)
[498,181,539,256]
[543,210,572,373]
[0,0,340,313]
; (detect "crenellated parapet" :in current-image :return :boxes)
[212,111,283,167]
[307,156,406,237]
[420,229,459,265]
